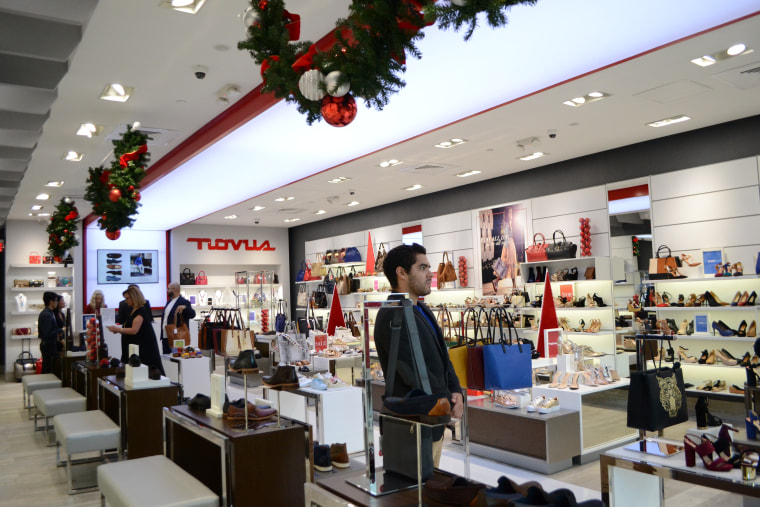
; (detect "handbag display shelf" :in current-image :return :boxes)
[640,275,760,401]
[234,269,279,334]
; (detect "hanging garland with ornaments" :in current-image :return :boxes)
[46,197,80,257]
[238,0,537,126]
[84,125,151,240]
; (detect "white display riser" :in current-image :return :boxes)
[263,385,364,453]
[161,355,211,398]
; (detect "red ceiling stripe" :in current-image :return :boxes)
[608,184,649,201]
[402,225,422,234]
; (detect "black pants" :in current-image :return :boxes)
[39,339,57,374]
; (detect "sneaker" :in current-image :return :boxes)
[313,444,332,472]
[538,397,560,414]
[525,396,546,412]
[310,378,328,390]
[330,442,350,469]
[494,393,519,409]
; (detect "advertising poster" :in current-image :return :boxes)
[479,204,528,295]
[97,249,158,284]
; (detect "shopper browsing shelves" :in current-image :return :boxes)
[159,282,196,354]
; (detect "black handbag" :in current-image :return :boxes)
[348,267,361,293]
[180,267,195,285]
[627,353,688,432]
[545,229,578,260]
[313,284,328,308]
[323,269,336,294]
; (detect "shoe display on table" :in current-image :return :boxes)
[262,365,299,388]
[493,393,519,409]
[525,396,546,413]
[310,378,327,390]
[538,397,560,414]
[313,443,333,472]
[683,435,733,471]
[225,399,277,421]
[424,476,485,506]
[329,443,350,469]
[187,393,211,412]
[230,349,258,371]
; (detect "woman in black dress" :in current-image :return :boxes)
[107,286,165,376]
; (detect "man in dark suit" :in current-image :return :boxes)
[373,243,463,467]
[160,282,196,354]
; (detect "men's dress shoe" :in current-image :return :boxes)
[310,378,327,390]
[424,476,485,506]
[262,365,299,388]
[128,354,141,367]
[106,254,122,259]
[226,401,277,421]
[106,264,122,269]
[107,270,122,275]
[382,388,451,424]
[313,444,332,472]
[330,443,350,469]
[188,394,211,412]
[106,276,121,282]
[230,350,258,371]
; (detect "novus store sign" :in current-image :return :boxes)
[186,238,276,251]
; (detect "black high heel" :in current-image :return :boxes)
[686,320,694,335]
[695,395,722,429]
[739,352,752,368]
[666,318,679,334]
[527,267,536,283]
[567,267,578,280]
[704,291,723,307]
[747,366,759,388]
[747,291,757,306]
[592,293,607,307]
[573,296,586,308]
[677,294,685,307]
[698,349,709,364]
[738,320,748,337]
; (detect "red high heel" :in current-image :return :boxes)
[683,435,733,471]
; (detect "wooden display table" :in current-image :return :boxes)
[164,404,311,507]
[71,360,123,411]
[97,375,180,459]
[55,351,86,387]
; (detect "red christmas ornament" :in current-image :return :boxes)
[132,192,141,202]
[320,94,357,127]
[105,229,121,240]
[99,170,111,185]
[109,188,121,202]
[127,185,134,191]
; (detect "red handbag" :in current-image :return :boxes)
[525,233,548,262]
[195,270,208,285]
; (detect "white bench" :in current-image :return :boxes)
[22,373,62,418]
[33,388,86,442]
[98,455,218,507]
[54,410,121,494]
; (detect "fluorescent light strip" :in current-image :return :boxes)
[456,170,481,178]
[646,115,691,128]
[63,151,83,161]
[379,159,402,168]
[224,215,237,219]
[519,152,546,161]
[315,210,327,215]
[404,184,423,191]
[347,201,359,207]
[46,181,64,187]
[328,177,350,183]
[251,205,265,211]
[36,193,50,200]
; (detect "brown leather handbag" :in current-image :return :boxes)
[437,251,457,283]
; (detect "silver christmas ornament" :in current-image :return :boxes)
[324,71,350,97]
[298,69,326,101]
[242,6,261,28]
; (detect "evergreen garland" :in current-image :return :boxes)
[84,126,151,234]
[46,198,80,257]
[238,0,538,124]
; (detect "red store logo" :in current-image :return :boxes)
[187,238,276,251]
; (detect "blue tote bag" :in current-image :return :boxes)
[483,307,533,390]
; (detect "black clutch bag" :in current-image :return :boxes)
[545,230,578,260]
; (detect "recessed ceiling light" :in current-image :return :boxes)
[404,184,423,191]
[434,138,467,149]
[691,43,753,67]
[328,176,350,183]
[224,214,237,220]
[690,55,716,67]
[159,0,207,14]
[37,212,50,217]
[456,170,482,178]
[588,92,604,98]
[275,196,294,202]
[251,205,265,211]
[379,159,403,168]
[31,205,42,211]
[646,115,691,128]
[563,91,610,107]
[99,83,134,102]
[315,210,327,215]
[572,97,585,104]
[35,193,50,200]
[76,123,103,137]
[347,201,360,207]
[519,152,547,161]
[63,151,83,161]
[727,43,747,56]
[283,218,300,223]
[46,181,64,187]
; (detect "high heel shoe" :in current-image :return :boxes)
[705,349,716,365]
[733,262,744,276]
[705,291,728,307]
[738,291,750,306]
[713,424,740,464]
[747,291,757,306]
[695,395,722,429]
[685,293,697,307]
[666,318,679,334]
[683,435,733,471]
[737,320,748,337]
[712,320,736,337]
[747,411,759,440]
[698,349,709,364]
[731,291,743,306]
[687,320,694,335]
[716,348,738,366]
[676,319,689,335]
[715,263,725,277]
[677,346,698,363]
[680,254,701,267]
[576,319,586,332]
[573,296,586,308]
[568,372,580,390]
[527,267,536,283]
[559,317,571,331]
[739,352,752,368]
[748,320,757,338]
[592,293,607,307]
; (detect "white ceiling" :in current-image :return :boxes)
[2,1,760,232]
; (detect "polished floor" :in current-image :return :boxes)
[0,372,749,506]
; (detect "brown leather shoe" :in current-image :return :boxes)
[262,365,298,388]
[330,443,350,469]
[226,401,277,421]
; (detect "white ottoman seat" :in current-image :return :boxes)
[54,410,121,494]
[33,388,86,437]
[98,455,218,507]
[22,373,62,417]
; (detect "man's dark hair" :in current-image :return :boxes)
[43,291,58,306]
[383,243,426,290]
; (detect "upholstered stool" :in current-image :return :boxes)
[98,455,218,507]
[54,410,121,494]
[22,373,62,418]
[33,388,86,441]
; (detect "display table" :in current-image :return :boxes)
[55,351,86,387]
[71,361,124,411]
[601,441,760,506]
[164,404,311,507]
[532,377,636,463]
[313,354,363,383]
[161,354,211,398]
[467,397,581,474]
[262,384,364,453]
[97,375,180,459]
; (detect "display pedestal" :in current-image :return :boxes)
[161,355,211,398]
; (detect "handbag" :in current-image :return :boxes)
[466,308,491,391]
[381,299,440,481]
[448,334,469,389]
[375,243,387,274]
[648,245,686,280]
[180,268,195,285]
[525,233,548,262]
[296,260,311,282]
[482,308,533,390]
[275,300,287,333]
[312,253,325,278]
[346,311,362,337]
[545,230,578,260]
[313,284,328,308]
[323,268,336,294]
[437,251,457,284]
[348,267,361,293]
[336,267,349,295]
[195,270,208,285]
[296,285,308,307]
[627,352,688,432]
[344,246,362,263]
[29,251,41,264]
[165,310,191,348]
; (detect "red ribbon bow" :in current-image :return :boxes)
[119,144,148,168]
[283,9,301,41]
[261,55,280,79]
[292,44,318,73]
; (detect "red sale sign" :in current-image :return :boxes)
[314,334,328,352]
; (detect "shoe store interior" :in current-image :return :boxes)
[3,2,760,506]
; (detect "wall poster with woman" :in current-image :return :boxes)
[478,203,528,295]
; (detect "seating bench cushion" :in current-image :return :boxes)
[33,388,86,417]
[54,411,120,456]
[98,455,218,507]
[23,373,61,395]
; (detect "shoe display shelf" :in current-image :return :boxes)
[234,269,280,333]
[642,276,760,401]
[178,265,281,314]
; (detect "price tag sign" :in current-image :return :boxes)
[314,334,328,352]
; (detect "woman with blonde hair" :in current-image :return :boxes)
[85,290,107,315]
[107,286,164,376]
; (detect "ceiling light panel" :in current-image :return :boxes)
[456,170,482,178]
[35,193,50,200]
[562,91,610,107]
[46,181,64,187]
[646,115,691,127]
[434,138,467,149]
[274,196,294,202]
[379,159,402,168]
[519,152,547,161]
[347,201,359,207]
[159,0,207,14]
[224,214,237,219]
[76,123,103,137]
[328,176,350,183]
[99,83,134,102]
[250,205,265,211]
[691,42,753,66]
[404,184,423,191]
[63,151,83,161]
[315,210,327,215]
